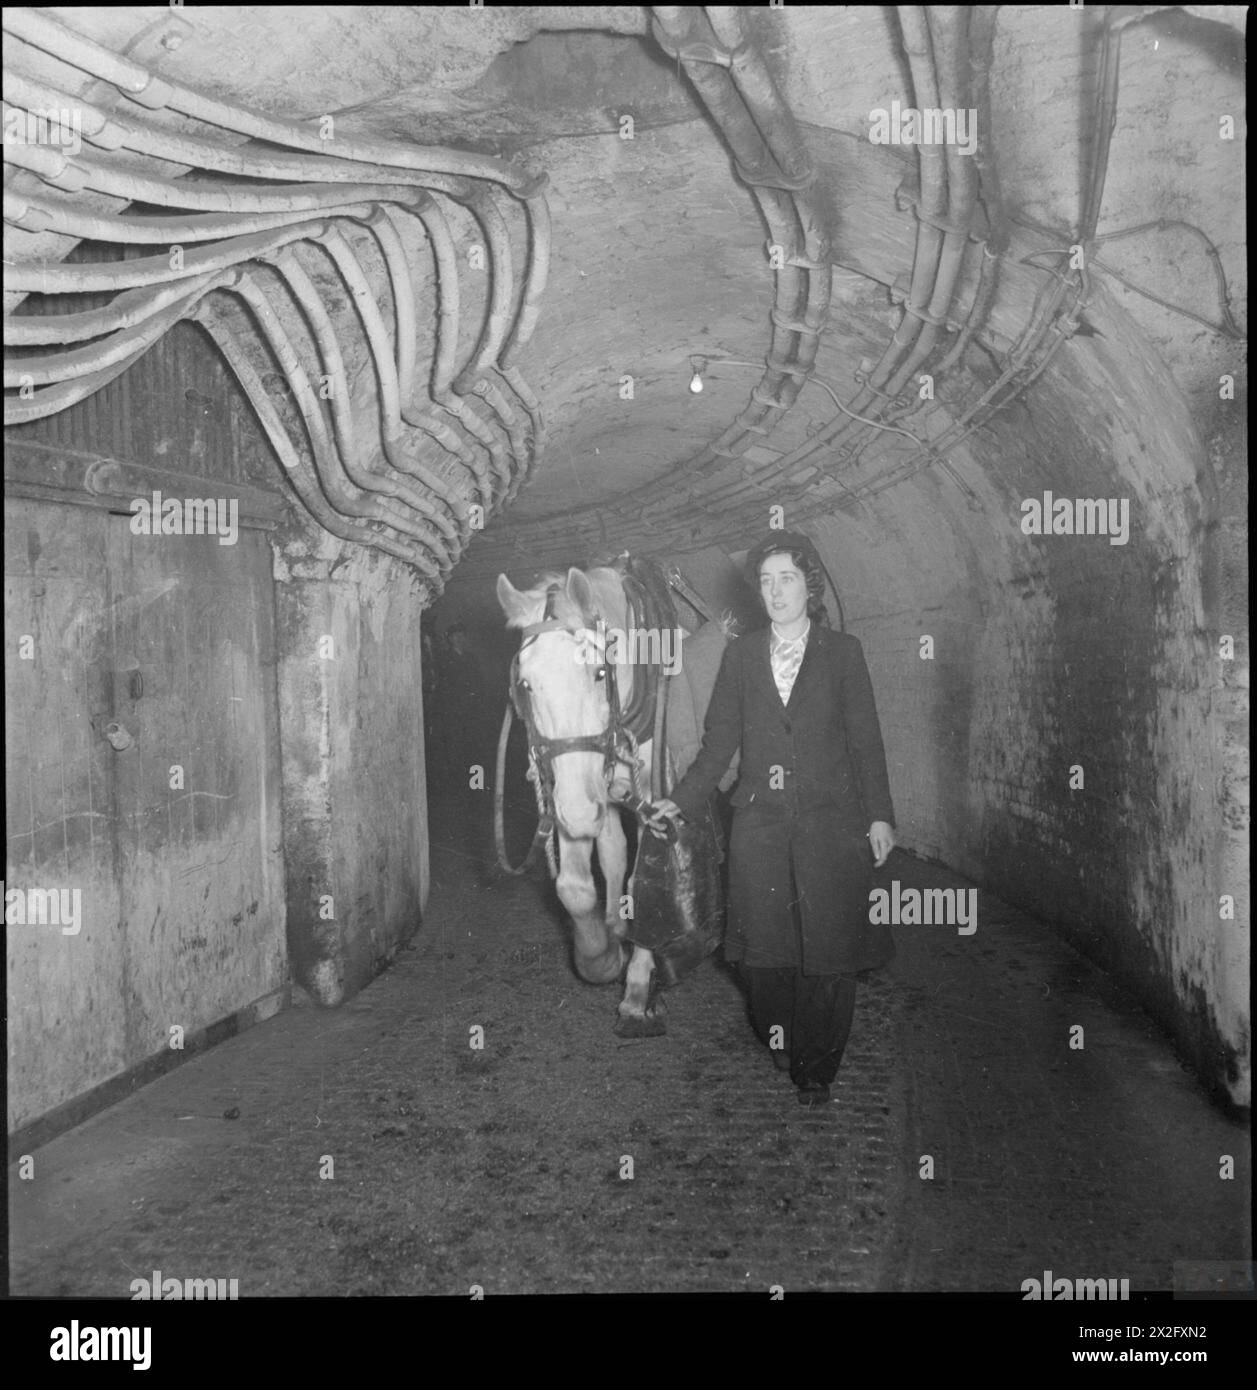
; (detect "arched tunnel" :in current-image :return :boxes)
[3,4,1249,1319]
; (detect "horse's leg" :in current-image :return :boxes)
[557,831,625,985]
[603,802,666,1039]
[598,805,630,942]
[615,944,665,1037]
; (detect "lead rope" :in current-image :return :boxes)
[493,701,558,878]
[539,756,558,877]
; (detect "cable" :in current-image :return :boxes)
[704,359,930,446]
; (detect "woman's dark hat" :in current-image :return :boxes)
[746,530,824,582]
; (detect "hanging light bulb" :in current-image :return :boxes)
[688,355,707,393]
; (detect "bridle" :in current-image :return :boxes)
[509,559,676,813]
[496,557,714,877]
[509,600,645,806]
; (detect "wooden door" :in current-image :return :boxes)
[6,498,286,1133]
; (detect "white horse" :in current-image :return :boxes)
[496,564,667,1036]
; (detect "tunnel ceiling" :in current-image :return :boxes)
[3,5,1246,594]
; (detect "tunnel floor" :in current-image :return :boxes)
[9,794,1249,1297]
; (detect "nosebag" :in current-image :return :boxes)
[629,800,725,987]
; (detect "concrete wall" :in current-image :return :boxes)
[275,548,430,1007]
[786,289,1247,1109]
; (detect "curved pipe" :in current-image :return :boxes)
[365,208,419,407]
[3,12,551,580]
[700,5,828,447]
[9,142,433,217]
[652,7,818,462]
[196,302,441,582]
[501,193,552,367]
[3,8,542,194]
[4,66,543,402]
[318,228,468,528]
[474,375,529,491]
[967,5,1009,256]
[3,183,428,244]
[753,2,946,487]
[3,68,476,202]
[4,214,371,294]
[879,9,1121,487]
[515,4,828,553]
[876,7,976,397]
[4,272,221,383]
[498,364,545,483]
[417,395,511,503]
[0,117,89,189]
[267,249,460,542]
[4,322,176,424]
[412,193,462,400]
[5,64,544,389]
[706,5,831,430]
[452,186,518,395]
[694,2,960,511]
[367,201,511,511]
[365,207,487,502]
[5,269,222,347]
[233,270,453,571]
[653,8,804,401]
[387,189,507,514]
[862,6,947,399]
[705,7,813,183]
[235,268,450,560]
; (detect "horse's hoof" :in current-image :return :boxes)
[613,1009,668,1039]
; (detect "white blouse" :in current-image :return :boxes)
[769,620,810,704]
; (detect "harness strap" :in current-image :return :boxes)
[505,557,689,837]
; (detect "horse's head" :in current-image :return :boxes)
[497,567,623,840]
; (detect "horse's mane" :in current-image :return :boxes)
[502,566,629,631]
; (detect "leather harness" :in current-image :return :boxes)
[507,558,684,847]
[496,556,718,876]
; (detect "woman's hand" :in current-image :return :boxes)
[644,798,683,838]
[869,820,894,868]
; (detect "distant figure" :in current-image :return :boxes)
[438,624,486,795]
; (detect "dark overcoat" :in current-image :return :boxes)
[668,623,896,976]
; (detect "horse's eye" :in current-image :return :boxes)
[519,678,530,691]
[594,667,606,682]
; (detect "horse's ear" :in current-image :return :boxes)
[565,567,595,618]
[496,573,529,626]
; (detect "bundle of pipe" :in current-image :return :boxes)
[464,3,833,567]
[800,4,1116,509]
[689,4,991,521]
[1,6,551,589]
[757,3,1124,521]
[507,2,1108,559]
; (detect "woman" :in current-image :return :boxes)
[649,532,896,1105]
